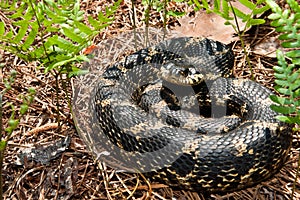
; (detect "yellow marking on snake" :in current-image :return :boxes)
[99,99,110,107]
[235,140,248,157]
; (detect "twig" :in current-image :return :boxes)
[0,94,4,200]
[229,1,254,80]
[25,123,59,136]
[291,152,300,200]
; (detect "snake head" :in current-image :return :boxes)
[161,61,204,86]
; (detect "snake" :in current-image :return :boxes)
[91,37,292,193]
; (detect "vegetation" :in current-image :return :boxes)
[266,0,300,197]
[0,70,35,199]
[0,0,121,198]
[0,0,121,74]
[266,0,300,126]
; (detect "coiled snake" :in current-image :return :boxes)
[92,37,291,192]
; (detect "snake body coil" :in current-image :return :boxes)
[92,37,291,192]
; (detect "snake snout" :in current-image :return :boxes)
[162,62,204,86]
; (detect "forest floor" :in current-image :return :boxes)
[0,0,299,199]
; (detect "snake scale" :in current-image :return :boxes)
[92,37,292,192]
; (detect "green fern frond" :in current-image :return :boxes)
[270,50,300,124]
[267,0,300,63]
[266,0,300,127]
[0,0,121,76]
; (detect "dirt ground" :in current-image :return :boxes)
[0,0,299,199]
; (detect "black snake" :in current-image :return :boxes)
[92,37,292,192]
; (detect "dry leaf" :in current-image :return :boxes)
[174,1,253,44]
[253,36,281,58]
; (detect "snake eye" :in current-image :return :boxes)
[189,68,197,74]
[179,69,189,77]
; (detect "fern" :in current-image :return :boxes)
[270,51,300,125]
[0,1,121,195]
[266,0,300,127]
[266,1,300,197]
[0,0,121,76]
[0,0,121,126]
[267,0,300,64]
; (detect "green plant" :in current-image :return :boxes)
[0,0,121,124]
[266,0,300,127]
[0,1,121,197]
[142,0,186,18]
[270,50,300,125]
[0,70,36,199]
[266,0,300,198]
[0,0,121,76]
[138,0,186,44]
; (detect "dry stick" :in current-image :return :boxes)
[291,153,300,200]
[77,160,90,188]
[114,172,139,199]
[99,162,114,200]
[163,0,167,39]
[139,173,152,197]
[54,154,66,200]
[15,166,45,191]
[131,0,138,50]
[0,94,2,141]
[130,178,140,199]
[54,71,61,130]
[0,94,4,200]
[25,123,59,135]
[60,72,73,125]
